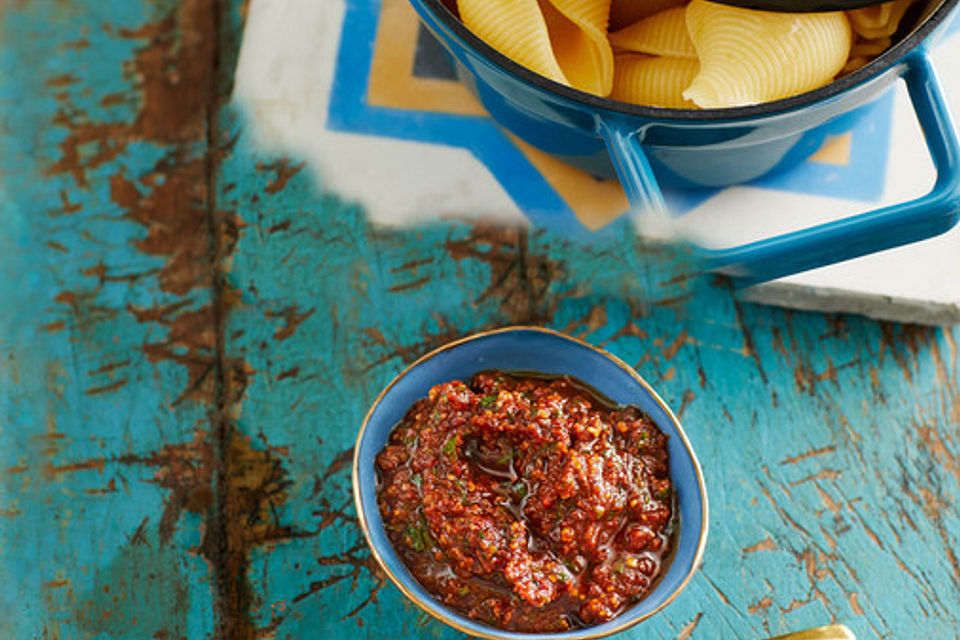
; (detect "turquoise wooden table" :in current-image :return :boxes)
[1,1,958,638]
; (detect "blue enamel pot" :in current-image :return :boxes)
[408,0,960,283]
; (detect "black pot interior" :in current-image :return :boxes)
[424,0,959,120]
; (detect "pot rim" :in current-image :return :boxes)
[419,0,960,121]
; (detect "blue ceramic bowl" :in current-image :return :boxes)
[353,327,708,640]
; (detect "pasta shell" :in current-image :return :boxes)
[611,54,699,108]
[847,0,914,39]
[458,0,569,85]
[840,55,871,74]
[683,0,852,108]
[851,35,892,57]
[540,0,614,95]
[609,7,696,58]
[609,0,685,30]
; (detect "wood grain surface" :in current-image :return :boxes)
[0,1,957,639]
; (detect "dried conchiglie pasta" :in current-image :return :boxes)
[609,0,685,30]
[851,35,892,56]
[841,55,871,74]
[683,0,852,108]
[539,0,614,95]
[847,0,914,39]
[458,0,568,85]
[610,54,699,108]
[609,7,697,58]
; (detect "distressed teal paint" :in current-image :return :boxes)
[1,0,959,639]
[0,1,215,638]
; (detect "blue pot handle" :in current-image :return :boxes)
[598,51,960,285]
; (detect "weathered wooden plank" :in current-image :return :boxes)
[0,0,225,637]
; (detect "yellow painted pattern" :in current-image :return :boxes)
[368,0,486,115]
[808,133,853,166]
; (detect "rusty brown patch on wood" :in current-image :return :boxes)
[362,327,388,346]
[877,323,934,384]
[599,311,649,347]
[814,484,842,516]
[204,432,308,639]
[112,160,213,296]
[267,219,291,234]
[139,305,218,406]
[51,288,121,331]
[780,445,836,465]
[318,446,354,487]
[84,478,120,495]
[928,333,960,425]
[817,355,837,383]
[44,458,106,477]
[80,263,108,280]
[266,305,316,341]
[391,257,435,273]
[747,596,773,615]
[652,292,694,311]
[789,468,841,487]
[122,431,215,544]
[662,329,688,361]
[360,321,464,374]
[848,591,864,615]
[81,261,161,285]
[276,366,300,381]
[46,119,130,187]
[387,275,431,293]
[565,304,607,337]
[729,294,768,384]
[914,421,960,488]
[62,38,91,50]
[88,359,132,375]
[794,361,815,395]
[742,536,776,554]
[100,92,128,107]
[446,226,565,324]
[59,190,83,214]
[43,579,70,589]
[675,612,703,640]
[676,388,695,418]
[46,74,80,88]
[127,299,192,324]
[85,378,129,396]
[258,159,305,194]
[658,270,698,288]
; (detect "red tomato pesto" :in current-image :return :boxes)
[375,372,674,632]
